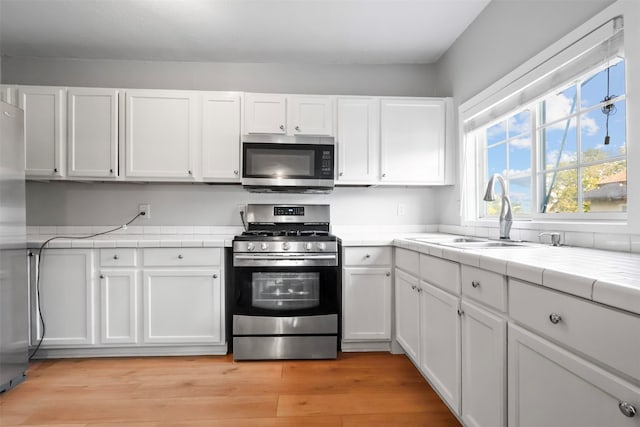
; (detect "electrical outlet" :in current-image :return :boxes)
[397,203,406,216]
[236,204,246,214]
[139,204,151,219]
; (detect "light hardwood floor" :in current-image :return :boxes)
[0,353,461,426]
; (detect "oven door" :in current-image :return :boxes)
[241,142,334,188]
[233,265,339,317]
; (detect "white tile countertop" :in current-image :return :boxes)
[392,234,640,316]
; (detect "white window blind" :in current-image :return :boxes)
[463,16,624,133]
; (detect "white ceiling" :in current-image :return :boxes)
[0,0,490,64]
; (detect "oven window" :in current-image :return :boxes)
[251,272,320,310]
[245,148,315,177]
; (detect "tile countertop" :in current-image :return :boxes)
[389,235,640,317]
[27,233,234,248]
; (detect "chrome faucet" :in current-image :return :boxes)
[483,174,513,240]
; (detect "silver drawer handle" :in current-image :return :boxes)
[213,274,218,279]
[279,124,285,130]
[113,255,119,260]
[471,280,480,288]
[619,402,637,418]
[386,272,390,277]
[295,125,300,131]
[411,285,417,290]
[549,313,562,324]
[457,309,464,316]
[100,274,104,279]
[178,254,183,259]
[365,254,371,258]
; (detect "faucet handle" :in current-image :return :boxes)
[538,232,561,246]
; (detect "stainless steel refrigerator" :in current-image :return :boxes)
[0,100,28,392]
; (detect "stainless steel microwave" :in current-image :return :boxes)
[241,135,335,193]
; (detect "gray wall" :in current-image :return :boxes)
[26,182,438,227]
[433,0,616,225]
[1,57,437,96]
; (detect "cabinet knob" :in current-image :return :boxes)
[178,254,184,259]
[457,309,464,316]
[53,168,58,173]
[416,287,422,293]
[279,125,285,131]
[100,274,104,279]
[295,126,300,131]
[113,255,119,260]
[471,280,480,288]
[549,313,562,324]
[411,285,417,290]
[619,402,637,418]
[382,173,386,178]
[188,170,192,175]
[213,274,218,279]
[109,168,113,174]
[339,172,343,176]
[365,254,371,258]
[386,272,391,277]
[234,170,239,175]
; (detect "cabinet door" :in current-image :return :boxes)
[244,93,286,134]
[36,249,94,346]
[336,97,379,183]
[142,270,222,344]
[18,86,65,177]
[201,93,241,181]
[395,268,421,364]
[508,324,640,427]
[125,90,198,179]
[420,281,461,414]
[343,267,392,341]
[67,88,119,178]
[99,270,137,344]
[289,95,333,136]
[380,98,446,183]
[461,300,507,427]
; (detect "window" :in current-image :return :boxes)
[477,57,626,220]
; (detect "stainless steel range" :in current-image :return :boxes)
[230,204,340,360]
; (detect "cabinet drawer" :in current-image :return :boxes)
[143,248,221,267]
[395,248,419,276]
[420,254,460,295]
[461,265,507,312]
[510,279,640,382]
[100,249,137,267]
[344,247,391,266]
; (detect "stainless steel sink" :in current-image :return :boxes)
[406,236,529,249]
[408,237,488,244]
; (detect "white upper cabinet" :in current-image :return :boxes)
[1,85,17,106]
[289,95,333,136]
[67,88,119,178]
[244,93,287,134]
[18,86,66,178]
[380,98,450,184]
[125,90,199,180]
[336,97,379,183]
[201,93,242,181]
[244,93,334,136]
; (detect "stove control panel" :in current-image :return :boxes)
[233,240,338,254]
[274,206,305,216]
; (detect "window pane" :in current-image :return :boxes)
[581,100,626,162]
[509,133,531,176]
[582,161,627,213]
[487,143,506,177]
[509,176,532,215]
[542,170,578,213]
[542,119,577,170]
[487,121,507,146]
[541,85,577,124]
[581,61,625,109]
[509,110,531,137]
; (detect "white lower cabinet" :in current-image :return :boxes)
[143,270,222,344]
[508,324,640,427]
[394,268,421,364]
[31,247,225,356]
[420,281,461,413]
[461,300,507,427]
[343,267,391,341]
[99,269,137,344]
[34,249,94,346]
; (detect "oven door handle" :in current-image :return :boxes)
[234,254,337,261]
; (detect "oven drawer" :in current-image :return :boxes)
[344,247,391,266]
[509,279,640,382]
[233,314,338,335]
[143,248,221,267]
